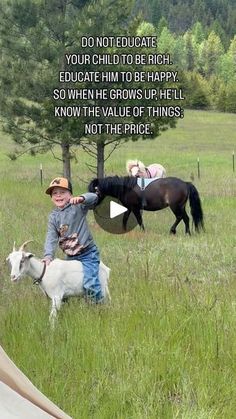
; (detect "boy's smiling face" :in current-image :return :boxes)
[51,187,72,209]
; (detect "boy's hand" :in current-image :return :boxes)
[41,257,52,266]
[70,196,85,205]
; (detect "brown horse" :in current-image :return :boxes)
[88,176,204,234]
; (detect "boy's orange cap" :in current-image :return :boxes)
[45,177,73,195]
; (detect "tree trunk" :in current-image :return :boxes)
[60,3,70,179]
[61,143,71,180]
[97,142,105,178]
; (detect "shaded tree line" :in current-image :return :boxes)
[137,18,236,113]
[134,0,236,48]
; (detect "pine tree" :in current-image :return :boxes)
[201,31,224,77]
[225,82,236,113]
[192,21,205,45]
[0,0,178,178]
[184,31,195,71]
[0,0,93,179]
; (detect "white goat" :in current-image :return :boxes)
[6,241,111,327]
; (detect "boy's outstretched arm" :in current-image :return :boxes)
[70,193,98,208]
[70,196,85,205]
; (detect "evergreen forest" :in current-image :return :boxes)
[134,0,236,112]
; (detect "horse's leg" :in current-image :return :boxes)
[182,208,190,235]
[169,206,183,234]
[133,208,145,231]
[122,209,131,231]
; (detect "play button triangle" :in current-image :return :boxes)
[110,201,127,219]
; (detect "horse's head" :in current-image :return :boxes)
[88,178,104,205]
[126,160,140,177]
[88,178,99,193]
[129,161,146,177]
[126,160,141,177]
[130,165,139,177]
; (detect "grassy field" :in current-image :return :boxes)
[0,110,235,418]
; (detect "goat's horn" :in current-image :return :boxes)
[19,240,34,251]
[13,241,16,251]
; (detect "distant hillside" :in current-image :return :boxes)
[134,0,236,46]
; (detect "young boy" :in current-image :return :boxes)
[43,177,103,303]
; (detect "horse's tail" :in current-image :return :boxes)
[187,183,204,232]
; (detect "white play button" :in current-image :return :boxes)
[92,196,139,234]
[110,201,127,219]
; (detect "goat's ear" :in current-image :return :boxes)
[24,252,34,259]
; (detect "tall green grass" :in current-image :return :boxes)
[0,110,236,418]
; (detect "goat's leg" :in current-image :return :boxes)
[49,296,62,328]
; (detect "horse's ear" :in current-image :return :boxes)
[89,178,99,192]
[138,160,145,170]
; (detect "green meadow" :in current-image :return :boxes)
[0,110,235,418]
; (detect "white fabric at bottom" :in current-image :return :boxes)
[0,381,56,418]
[0,345,72,419]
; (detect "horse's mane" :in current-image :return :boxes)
[88,176,137,200]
